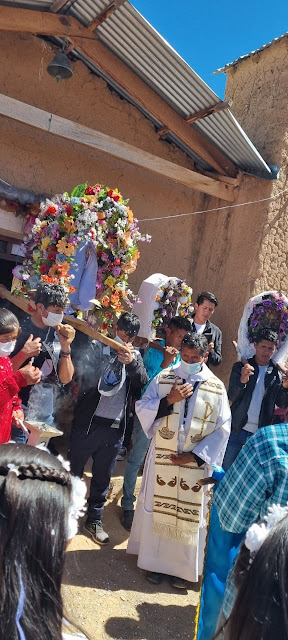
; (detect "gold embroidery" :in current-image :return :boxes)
[192,401,215,441]
[159,416,175,440]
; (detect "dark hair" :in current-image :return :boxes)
[0,308,20,336]
[117,312,140,338]
[35,283,67,309]
[181,332,208,356]
[221,514,288,640]
[196,292,218,307]
[255,327,278,345]
[168,316,192,332]
[0,444,72,640]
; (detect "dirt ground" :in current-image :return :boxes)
[63,458,200,640]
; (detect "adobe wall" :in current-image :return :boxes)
[0,30,208,296]
[191,38,288,382]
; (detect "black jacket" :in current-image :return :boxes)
[228,357,288,435]
[190,319,222,367]
[72,339,148,435]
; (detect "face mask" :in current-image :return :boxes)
[181,360,202,376]
[114,334,125,345]
[0,340,17,357]
[42,312,64,327]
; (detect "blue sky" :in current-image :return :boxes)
[131,1,288,98]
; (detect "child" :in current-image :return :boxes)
[0,443,87,639]
[0,309,41,443]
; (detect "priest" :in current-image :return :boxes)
[127,333,231,589]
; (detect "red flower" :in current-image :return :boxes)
[84,186,95,195]
[46,206,56,216]
[39,264,48,274]
[47,252,56,261]
[65,204,73,216]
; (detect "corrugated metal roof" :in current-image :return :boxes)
[214,32,288,75]
[0,0,273,177]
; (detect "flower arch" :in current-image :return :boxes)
[14,183,151,332]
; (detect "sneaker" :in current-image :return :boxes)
[120,509,134,531]
[84,520,109,545]
[146,571,163,585]
[117,446,127,461]
[170,576,188,589]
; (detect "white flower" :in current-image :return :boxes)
[265,503,288,530]
[67,476,87,540]
[245,523,267,554]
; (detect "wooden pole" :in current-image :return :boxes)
[0,286,165,353]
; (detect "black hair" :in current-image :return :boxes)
[0,308,20,336]
[116,312,140,338]
[35,283,67,309]
[196,291,218,307]
[168,316,192,332]
[255,327,278,345]
[181,332,208,356]
[219,514,288,640]
[0,444,72,640]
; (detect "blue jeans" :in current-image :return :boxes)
[222,429,252,471]
[121,415,150,511]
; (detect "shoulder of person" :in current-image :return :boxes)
[207,320,221,334]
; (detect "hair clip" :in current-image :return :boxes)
[7,464,20,477]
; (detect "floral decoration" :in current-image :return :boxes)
[247,292,288,346]
[152,278,193,334]
[13,183,151,332]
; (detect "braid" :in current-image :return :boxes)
[0,464,71,486]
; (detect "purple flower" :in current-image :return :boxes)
[251,320,258,328]
[263,300,272,307]
[12,265,30,281]
[112,266,121,277]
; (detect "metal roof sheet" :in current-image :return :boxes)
[0,0,272,177]
[214,33,288,75]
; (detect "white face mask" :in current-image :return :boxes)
[42,311,64,327]
[181,359,202,376]
[0,340,17,357]
[114,334,125,345]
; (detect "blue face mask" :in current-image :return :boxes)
[181,360,202,376]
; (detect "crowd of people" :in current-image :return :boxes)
[0,281,288,639]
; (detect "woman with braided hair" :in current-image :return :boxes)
[0,443,87,640]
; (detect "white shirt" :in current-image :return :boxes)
[244,365,268,433]
[194,322,206,335]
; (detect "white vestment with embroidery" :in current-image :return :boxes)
[127,362,231,581]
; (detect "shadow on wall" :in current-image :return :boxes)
[105,602,196,640]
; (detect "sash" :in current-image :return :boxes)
[152,369,223,544]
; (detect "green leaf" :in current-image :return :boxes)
[70,183,88,198]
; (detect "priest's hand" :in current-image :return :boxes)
[207,342,214,353]
[170,452,195,465]
[161,346,179,369]
[167,381,194,406]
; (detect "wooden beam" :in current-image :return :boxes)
[0,7,238,178]
[158,101,231,136]
[87,0,127,31]
[0,94,237,202]
[0,6,96,40]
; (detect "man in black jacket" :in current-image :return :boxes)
[190,292,222,367]
[69,312,148,545]
[223,327,288,470]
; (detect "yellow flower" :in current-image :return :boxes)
[64,219,76,233]
[41,237,50,250]
[104,275,116,289]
